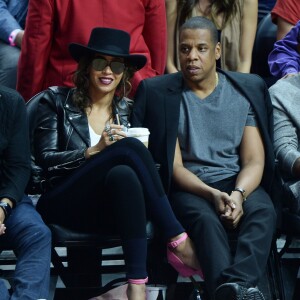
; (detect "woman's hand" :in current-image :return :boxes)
[100,124,127,146]
[85,124,127,158]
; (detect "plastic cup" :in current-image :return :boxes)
[127,127,150,148]
[146,285,167,300]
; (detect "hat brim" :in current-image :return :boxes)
[69,43,147,70]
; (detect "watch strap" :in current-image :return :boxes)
[233,187,247,201]
[0,201,12,220]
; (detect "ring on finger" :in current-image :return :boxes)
[104,124,111,132]
[109,135,115,142]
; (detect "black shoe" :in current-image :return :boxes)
[247,287,265,300]
[214,283,265,300]
[214,283,248,300]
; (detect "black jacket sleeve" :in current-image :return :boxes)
[0,88,30,204]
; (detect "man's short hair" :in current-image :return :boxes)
[179,16,219,46]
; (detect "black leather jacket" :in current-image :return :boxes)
[28,86,132,182]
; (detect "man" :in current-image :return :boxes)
[269,74,300,215]
[0,85,51,299]
[132,16,276,300]
[0,0,27,89]
[269,20,300,79]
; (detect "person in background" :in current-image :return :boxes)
[17,0,166,101]
[31,27,201,300]
[268,20,300,78]
[257,0,276,23]
[0,0,27,89]
[271,0,300,40]
[258,0,275,11]
[0,85,51,300]
[165,0,257,74]
[269,73,300,216]
[132,16,276,300]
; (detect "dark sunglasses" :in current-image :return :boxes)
[92,58,126,74]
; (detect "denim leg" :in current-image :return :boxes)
[2,195,51,300]
[0,279,10,300]
[0,41,20,89]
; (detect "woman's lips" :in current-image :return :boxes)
[99,77,113,85]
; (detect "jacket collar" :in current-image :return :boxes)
[64,89,90,147]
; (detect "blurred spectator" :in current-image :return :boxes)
[258,0,275,23]
[269,74,300,215]
[0,85,51,300]
[0,0,27,89]
[165,0,258,73]
[271,0,300,40]
[258,0,275,11]
[268,21,300,78]
[17,0,166,101]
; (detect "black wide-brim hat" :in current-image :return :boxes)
[69,27,147,70]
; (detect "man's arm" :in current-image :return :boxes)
[233,126,265,199]
[269,21,300,78]
[0,95,30,204]
[271,81,300,177]
[172,139,235,216]
[276,17,294,41]
[0,0,22,43]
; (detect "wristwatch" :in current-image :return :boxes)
[233,187,247,202]
[0,201,12,220]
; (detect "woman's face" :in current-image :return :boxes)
[88,55,125,96]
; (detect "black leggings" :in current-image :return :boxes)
[37,138,183,279]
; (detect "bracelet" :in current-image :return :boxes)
[232,187,247,202]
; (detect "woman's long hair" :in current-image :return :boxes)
[72,55,135,112]
[178,0,238,29]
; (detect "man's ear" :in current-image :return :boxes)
[215,42,221,60]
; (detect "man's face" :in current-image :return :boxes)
[179,28,220,88]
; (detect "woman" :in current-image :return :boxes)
[17,0,166,101]
[165,0,257,73]
[32,27,201,300]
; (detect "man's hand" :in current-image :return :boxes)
[211,190,236,216]
[220,192,244,229]
[0,209,6,235]
[14,30,24,48]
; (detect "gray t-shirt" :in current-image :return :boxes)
[178,73,257,184]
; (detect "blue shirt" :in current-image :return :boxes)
[268,20,300,78]
[0,0,28,43]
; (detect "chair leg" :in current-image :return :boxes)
[51,246,103,288]
[67,247,102,287]
[267,239,286,300]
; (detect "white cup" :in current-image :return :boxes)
[127,127,150,148]
[146,284,167,300]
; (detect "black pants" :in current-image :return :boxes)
[171,176,276,297]
[37,138,183,279]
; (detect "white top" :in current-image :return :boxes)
[88,124,101,146]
